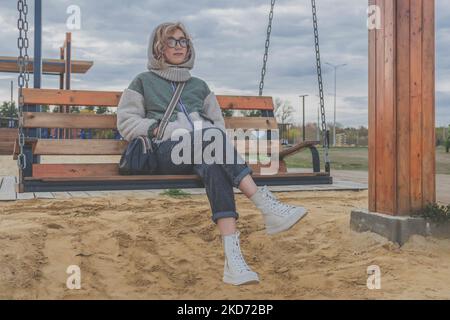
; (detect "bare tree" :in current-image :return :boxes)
[274,97,294,124]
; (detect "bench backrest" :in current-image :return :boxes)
[20,88,280,157]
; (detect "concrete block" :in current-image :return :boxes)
[350,208,450,246]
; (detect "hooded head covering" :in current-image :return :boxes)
[147,22,195,82]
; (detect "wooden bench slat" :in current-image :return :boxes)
[216,96,274,111]
[22,113,278,131]
[34,139,128,155]
[0,128,18,138]
[224,117,278,130]
[22,112,117,129]
[23,88,122,107]
[32,162,287,178]
[22,88,274,111]
[32,138,281,156]
[32,164,119,178]
[0,142,15,155]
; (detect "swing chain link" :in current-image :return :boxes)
[17,0,30,170]
[311,0,330,173]
[259,0,276,97]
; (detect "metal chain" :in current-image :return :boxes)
[17,0,30,170]
[259,0,276,97]
[311,0,330,173]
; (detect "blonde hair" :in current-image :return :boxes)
[152,22,192,69]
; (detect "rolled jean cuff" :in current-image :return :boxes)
[212,211,239,224]
[232,166,253,188]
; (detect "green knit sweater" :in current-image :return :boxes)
[117,71,226,142]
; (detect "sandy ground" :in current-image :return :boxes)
[1,189,450,300]
[1,155,450,299]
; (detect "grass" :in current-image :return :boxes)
[160,189,191,198]
[284,145,450,174]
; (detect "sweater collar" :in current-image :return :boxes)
[150,67,191,82]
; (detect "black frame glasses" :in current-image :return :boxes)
[166,37,189,48]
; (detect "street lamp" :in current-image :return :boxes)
[299,95,308,142]
[325,62,347,147]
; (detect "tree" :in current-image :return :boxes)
[96,107,109,114]
[242,109,262,117]
[0,101,18,127]
[274,97,294,124]
[222,109,233,117]
[0,101,17,118]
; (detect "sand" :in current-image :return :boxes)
[1,189,450,300]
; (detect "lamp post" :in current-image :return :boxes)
[325,62,347,147]
[299,95,308,142]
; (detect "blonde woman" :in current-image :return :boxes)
[117,22,308,286]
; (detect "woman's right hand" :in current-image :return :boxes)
[153,126,159,136]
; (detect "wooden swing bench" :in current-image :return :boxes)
[14,88,331,193]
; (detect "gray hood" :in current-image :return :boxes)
[147,23,195,82]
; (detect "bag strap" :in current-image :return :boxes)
[155,81,186,141]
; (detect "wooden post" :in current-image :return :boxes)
[64,32,72,139]
[369,0,435,216]
[58,46,65,140]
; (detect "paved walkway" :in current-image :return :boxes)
[311,169,449,204]
[0,172,367,201]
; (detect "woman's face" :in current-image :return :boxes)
[163,28,189,65]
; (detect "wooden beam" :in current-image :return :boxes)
[0,56,93,74]
[368,0,377,212]
[369,0,435,216]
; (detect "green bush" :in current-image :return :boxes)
[413,202,450,223]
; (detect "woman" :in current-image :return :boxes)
[117,22,308,286]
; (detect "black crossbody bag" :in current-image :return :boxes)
[118,82,186,175]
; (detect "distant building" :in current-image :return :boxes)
[336,133,347,147]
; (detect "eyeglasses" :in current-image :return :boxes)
[166,37,189,48]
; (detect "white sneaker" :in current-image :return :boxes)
[222,231,260,286]
[250,185,308,235]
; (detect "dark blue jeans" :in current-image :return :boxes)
[154,127,253,224]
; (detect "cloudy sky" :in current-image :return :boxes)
[0,0,449,128]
